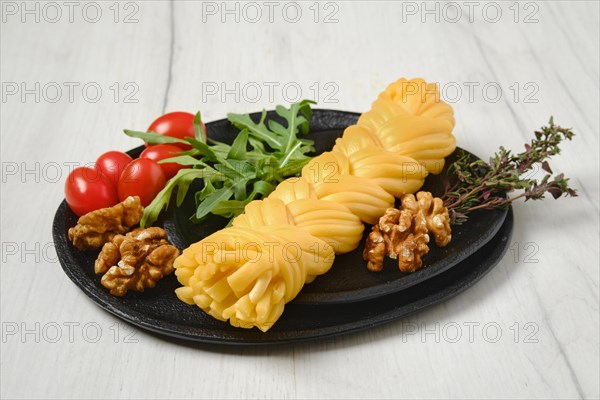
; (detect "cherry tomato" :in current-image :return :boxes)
[147,111,207,150]
[117,158,166,206]
[140,144,188,179]
[64,167,119,216]
[95,151,133,187]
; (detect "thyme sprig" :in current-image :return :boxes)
[442,117,578,224]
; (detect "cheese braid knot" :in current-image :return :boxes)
[356,78,456,174]
[174,225,335,332]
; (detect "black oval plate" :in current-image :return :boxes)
[52,109,510,344]
[162,110,507,304]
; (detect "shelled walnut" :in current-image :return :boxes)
[363,192,451,273]
[95,227,180,297]
[402,192,452,247]
[67,196,144,250]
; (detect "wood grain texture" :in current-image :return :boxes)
[1,1,598,399]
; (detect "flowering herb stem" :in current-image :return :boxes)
[442,117,578,224]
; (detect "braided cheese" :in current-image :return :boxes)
[174,78,456,331]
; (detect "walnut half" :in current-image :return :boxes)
[364,226,385,272]
[68,196,144,250]
[96,227,180,296]
[363,191,451,273]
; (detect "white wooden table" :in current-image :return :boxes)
[1,1,598,399]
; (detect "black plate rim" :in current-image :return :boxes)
[53,205,512,345]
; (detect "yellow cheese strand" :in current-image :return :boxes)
[233,196,364,254]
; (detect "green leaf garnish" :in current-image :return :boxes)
[227,130,249,161]
[141,168,216,227]
[193,112,206,143]
[124,129,187,145]
[127,100,317,226]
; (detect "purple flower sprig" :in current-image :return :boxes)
[442,117,578,225]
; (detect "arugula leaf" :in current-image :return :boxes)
[276,157,309,178]
[212,166,238,182]
[141,168,212,228]
[227,111,282,150]
[193,112,206,143]
[196,179,215,200]
[248,136,266,153]
[227,130,249,160]
[195,183,239,220]
[210,180,275,218]
[126,100,316,226]
[248,179,275,199]
[227,100,315,168]
[210,200,248,218]
[124,129,187,145]
[275,100,315,165]
[159,155,209,167]
[278,141,305,169]
[184,137,219,162]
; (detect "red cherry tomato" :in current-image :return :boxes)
[147,111,207,150]
[140,144,188,179]
[95,151,133,187]
[117,158,166,206]
[64,167,119,216]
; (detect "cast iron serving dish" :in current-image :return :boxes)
[53,109,512,345]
